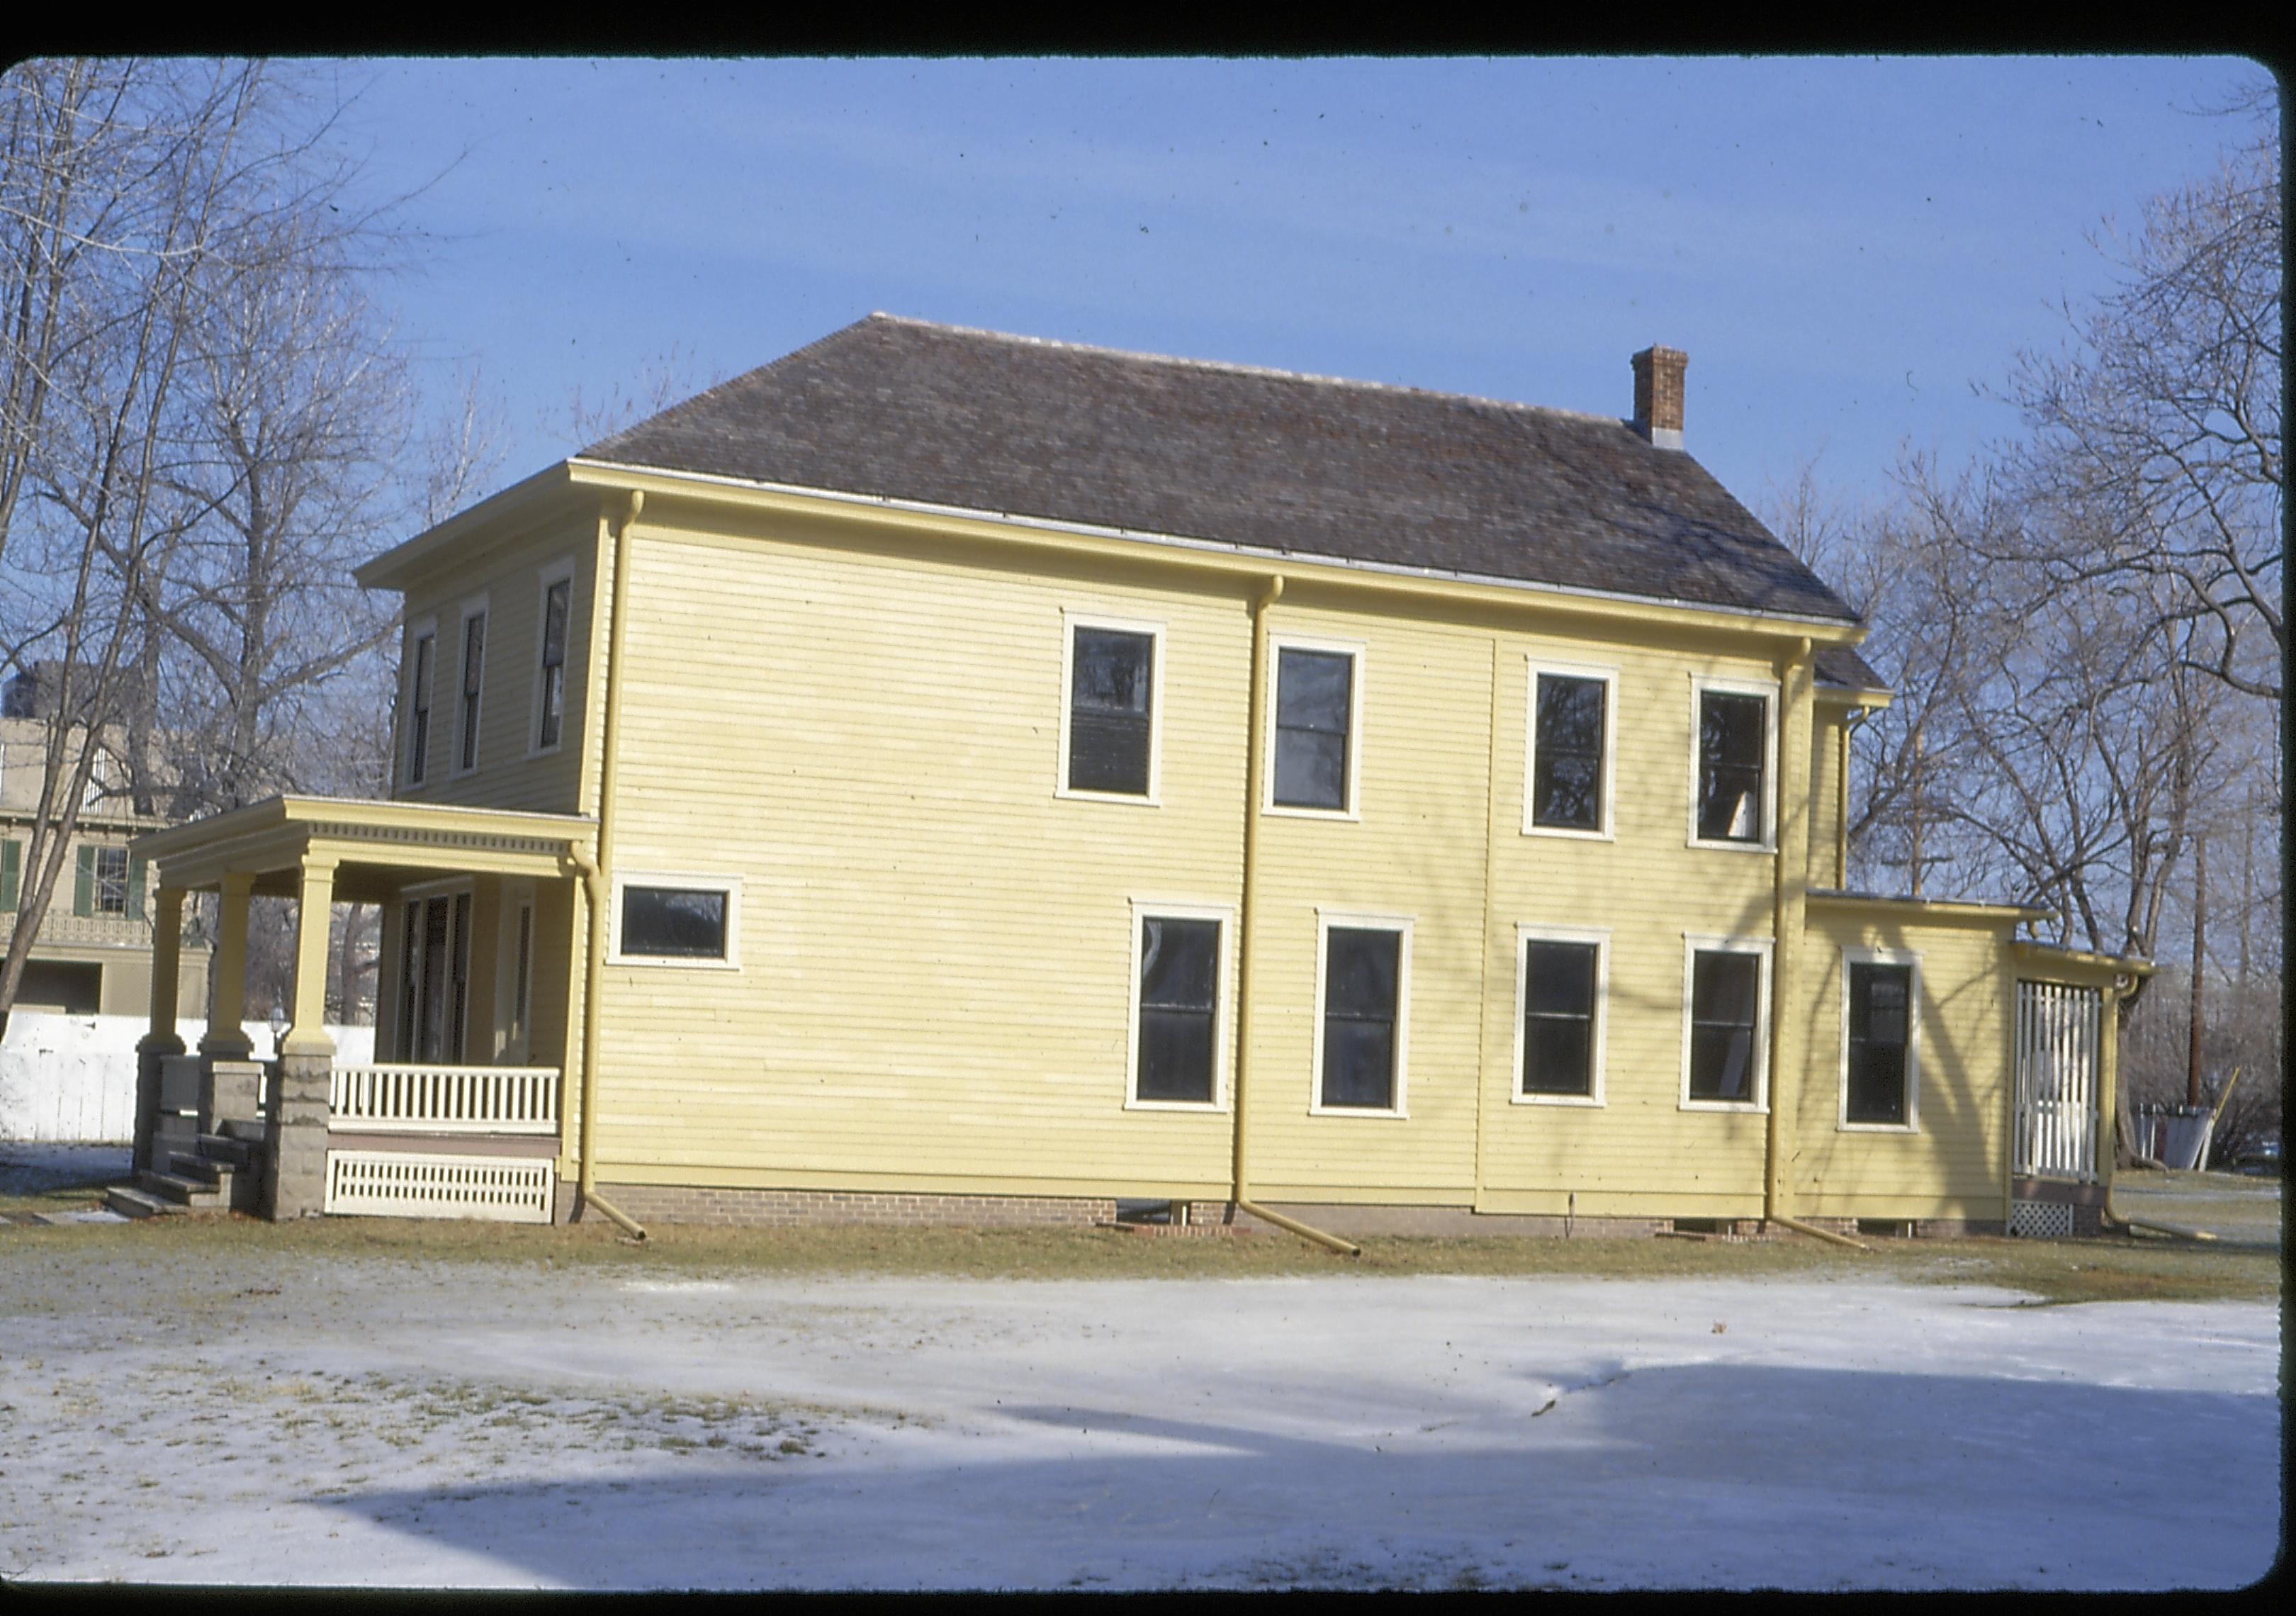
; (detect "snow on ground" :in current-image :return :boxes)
[0,1249,2278,1591]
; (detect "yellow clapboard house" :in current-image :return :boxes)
[122,317,2142,1238]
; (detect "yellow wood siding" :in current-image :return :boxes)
[366,484,2044,1222]
[390,510,604,817]
[1790,909,2010,1220]
[1809,708,1844,887]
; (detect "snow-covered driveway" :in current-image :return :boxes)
[1,1255,2278,1590]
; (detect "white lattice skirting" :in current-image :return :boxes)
[324,1150,556,1223]
[2008,1201,2075,1240]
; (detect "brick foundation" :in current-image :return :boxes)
[565,1182,1118,1229]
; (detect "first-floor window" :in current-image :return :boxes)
[1134,915,1220,1104]
[72,844,139,919]
[1687,947,1764,1104]
[1319,923,1404,1110]
[1845,960,1915,1126]
[1520,937,1601,1097]
[619,885,730,960]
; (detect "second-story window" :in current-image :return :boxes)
[73,844,140,919]
[457,609,486,774]
[1273,645,1357,812]
[536,576,571,751]
[1529,668,1611,834]
[1695,685,1770,845]
[1066,622,1156,797]
[407,629,436,786]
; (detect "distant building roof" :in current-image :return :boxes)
[582,315,1869,628]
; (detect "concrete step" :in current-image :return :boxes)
[219,1118,270,1145]
[167,1152,231,1188]
[135,1169,226,1208]
[196,1133,256,1168]
[105,1184,180,1219]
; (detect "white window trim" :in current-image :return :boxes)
[1265,633,1367,822]
[402,615,439,792]
[451,593,490,780]
[1308,907,1412,1118]
[527,557,577,760]
[1838,946,1923,1133]
[1512,923,1610,1107]
[1055,609,1166,807]
[1123,897,1236,1112]
[1522,658,1619,841]
[607,871,743,970]
[1685,673,1779,853]
[1679,932,1774,1112]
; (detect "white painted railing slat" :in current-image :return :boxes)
[328,1064,560,1135]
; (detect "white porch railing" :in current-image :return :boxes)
[328,1064,561,1135]
[2013,982,2100,1183]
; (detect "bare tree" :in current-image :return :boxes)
[1996,116,2282,702]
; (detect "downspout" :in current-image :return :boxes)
[1765,636,1869,1252]
[570,488,648,1242]
[1227,573,1360,1259]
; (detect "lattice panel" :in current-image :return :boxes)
[2008,1200,2074,1240]
[324,1151,554,1223]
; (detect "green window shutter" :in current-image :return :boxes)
[1,839,18,911]
[128,855,147,921]
[73,844,94,917]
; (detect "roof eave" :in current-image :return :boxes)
[353,463,581,594]
[565,457,1869,640]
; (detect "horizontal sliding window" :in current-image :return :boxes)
[619,886,729,961]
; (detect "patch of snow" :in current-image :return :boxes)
[0,1264,2276,1591]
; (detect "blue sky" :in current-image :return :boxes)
[330,55,2276,524]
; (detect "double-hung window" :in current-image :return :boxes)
[1129,908,1226,1107]
[1062,615,1161,799]
[1271,641,1361,814]
[456,604,487,775]
[1692,679,1774,847]
[1842,953,1918,1128]
[535,570,573,753]
[1682,939,1769,1108]
[405,625,437,787]
[1526,664,1614,836]
[1516,928,1606,1102]
[74,845,140,919]
[1314,916,1409,1113]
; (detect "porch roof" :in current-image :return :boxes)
[130,796,595,903]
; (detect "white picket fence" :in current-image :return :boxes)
[2013,981,2100,1182]
[327,1064,560,1135]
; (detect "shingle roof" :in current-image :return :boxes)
[583,314,1864,626]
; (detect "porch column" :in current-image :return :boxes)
[199,871,256,1060]
[282,856,338,1057]
[265,855,337,1221]
[133,885,188,1174]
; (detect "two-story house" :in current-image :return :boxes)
[2,669,207,1024]
[123,317,2141,1238]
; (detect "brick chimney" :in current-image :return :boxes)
[1631,346,1687,449]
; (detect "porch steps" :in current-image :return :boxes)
[101,1130,256,1218]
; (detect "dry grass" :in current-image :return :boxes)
[0,1196,2278,1306]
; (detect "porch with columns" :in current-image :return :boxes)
[128,797,595,1220]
